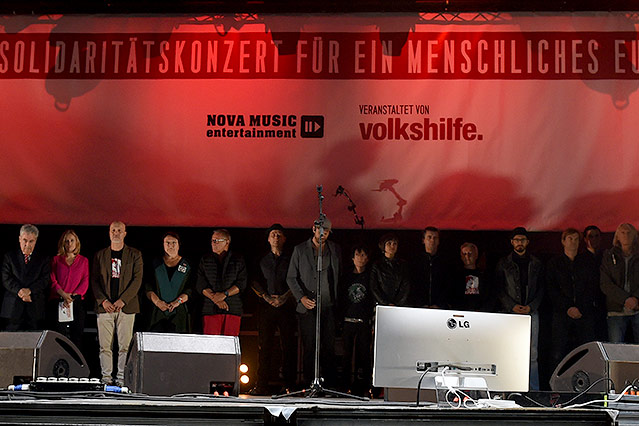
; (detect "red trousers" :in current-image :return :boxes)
[203,314,241,336]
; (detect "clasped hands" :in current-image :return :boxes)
[264,293,289,308]
[512,304,531,314]
[102,299,125,313]
[204,289,229,311]
[17,288,32,303]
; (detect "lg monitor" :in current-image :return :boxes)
[373,306,531,392]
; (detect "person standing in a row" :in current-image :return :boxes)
[91,221,143,386]
[1,224,50,331]
[197,229,247,336]
[146,231,192,333]
[50,229,89,348]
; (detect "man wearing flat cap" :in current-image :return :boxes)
[494,227,544,390]
[287,217,341,387]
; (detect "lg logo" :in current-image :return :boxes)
[447,318,470,329]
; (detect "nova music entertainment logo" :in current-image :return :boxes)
[300,115,324,138]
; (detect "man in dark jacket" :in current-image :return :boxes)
[600,223,639,343]
[286,217,341,387]
[1,224,50,331]
[249,224,296,395]
[546,228,597,371]
[494,227,544,390]
[411,226,449,308]
[196,228,247,336]
[583,225,607,341]
[370,233,411,307]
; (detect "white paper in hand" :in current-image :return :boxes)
[58,300,74,322]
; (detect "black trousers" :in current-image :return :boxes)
[341,321,372,392]
[6,299,45,331]
[54,296,86,351]
[550,311,596,371]
[298,307,337,387]
[257,302,297,388]
[6,312,40,331]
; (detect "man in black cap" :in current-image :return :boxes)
[494,226,544,390]
[249,224,296,395]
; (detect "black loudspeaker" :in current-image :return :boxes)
[0,330,89,387]
[124,332,241,396]
[550,341,639,393]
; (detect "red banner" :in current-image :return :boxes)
[0,13,638,231]
[2,31,639,79]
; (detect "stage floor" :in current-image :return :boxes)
[0,392,623,426]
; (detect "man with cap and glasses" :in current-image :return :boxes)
[494,227,544,390]
[286,218,342,388]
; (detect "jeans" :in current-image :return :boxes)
[607,313,639,343]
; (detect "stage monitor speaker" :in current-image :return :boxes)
[124,332,241,396]
[550,341,639,393]
[0,330,89,387]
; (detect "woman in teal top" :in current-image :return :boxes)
[145,231,192,332]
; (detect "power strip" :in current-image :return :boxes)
[476,398,520,408]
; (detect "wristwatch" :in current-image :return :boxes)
[224,290,230,297]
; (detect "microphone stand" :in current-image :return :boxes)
[273,186,367,401]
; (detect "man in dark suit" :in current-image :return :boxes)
[1,224,50,331]
[287,217,341,387]
[91,221,143,386]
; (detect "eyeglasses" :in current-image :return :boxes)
[512,237,528,243]
[212,238,228,243]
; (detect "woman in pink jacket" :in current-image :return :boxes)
[50,230,89,350]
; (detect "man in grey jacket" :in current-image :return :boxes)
[287,218,341,387]
[600,223,639,343]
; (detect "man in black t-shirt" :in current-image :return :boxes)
[248,224,296,395]
[451,242,493,312]
[91,221,143,386]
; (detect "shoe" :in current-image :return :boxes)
[102,377,114,386]
[115,380,125,388]
[247,386,269,396]
[276,386,292,395]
